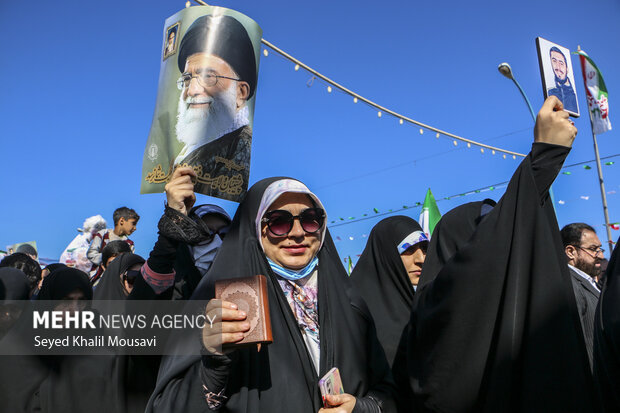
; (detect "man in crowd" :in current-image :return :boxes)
[547,46,578,113]
[561,223,603,367]
[173,14,257,200]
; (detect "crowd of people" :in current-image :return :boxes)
[0,96,619,412]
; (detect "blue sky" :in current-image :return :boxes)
[1,0,619,264]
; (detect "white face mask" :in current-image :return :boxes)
[189,234,223,277]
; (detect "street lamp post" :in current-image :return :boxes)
[498,63,537,122]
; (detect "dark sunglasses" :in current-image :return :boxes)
[123,269,141,286]
[261,208,325,236]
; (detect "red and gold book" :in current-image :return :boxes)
[215,274,273,347]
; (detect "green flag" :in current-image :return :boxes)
[419,188,441,238]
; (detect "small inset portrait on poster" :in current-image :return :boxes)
[163,22,180,61]
[536,37,580,117]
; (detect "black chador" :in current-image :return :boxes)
[593,236,620,412]
[404,143,599,413]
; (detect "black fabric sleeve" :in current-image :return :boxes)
[200,354,233,392]
[353,395,382,413]
[128,271,173,300]
[128,233,178,300]
[199,353,236,410]
[530,142,571,203]
[174,244,204,299]
[147,233,179,275]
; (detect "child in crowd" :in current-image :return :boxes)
[87,207,139,278]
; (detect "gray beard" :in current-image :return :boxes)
[175,83,238,148]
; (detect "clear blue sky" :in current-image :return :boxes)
[1,0,619,264]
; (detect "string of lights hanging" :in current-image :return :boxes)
[328,154,619,227]
[188,0,526,158]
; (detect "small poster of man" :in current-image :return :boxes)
[536,37,580,117]
[141,6,262,202]
[163,22,180,60]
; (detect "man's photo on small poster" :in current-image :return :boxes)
[536,37,580,117]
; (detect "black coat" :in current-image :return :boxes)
[568,266,600,369]
[548,81,578,113]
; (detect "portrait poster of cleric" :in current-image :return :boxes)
[536,37,580,117]
[141,6,262,202]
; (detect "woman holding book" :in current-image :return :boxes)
[148,170,396,413]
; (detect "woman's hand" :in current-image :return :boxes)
[164,166,197,215]
[534,96,578,148]
[318,393,356,413]
[202,299,250,355]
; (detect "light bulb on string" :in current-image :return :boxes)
[503,154,506,159]
[467,142,471,148]
[234,34,526,161]
[453,140,458,146]
[492,150,496,155]
[435,133,440,139]
[327,86,332,93]
[185,1,191,7]
[419,129,424,135]
[480,148,484,154]
[513,155,516,160]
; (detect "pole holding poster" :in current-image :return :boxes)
[141,6,262,202]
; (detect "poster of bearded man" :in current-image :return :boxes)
[141,6,261,202]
